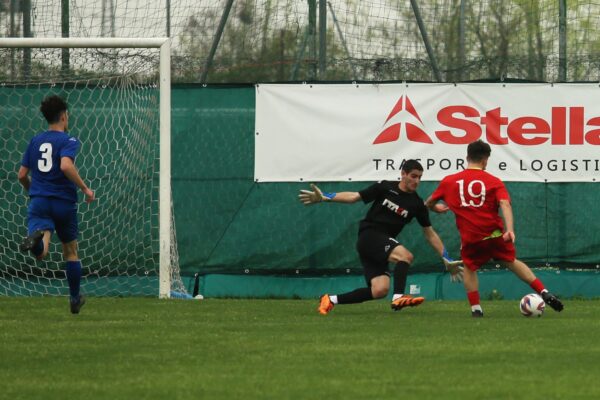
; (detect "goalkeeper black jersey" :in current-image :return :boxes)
[358,180,431,237]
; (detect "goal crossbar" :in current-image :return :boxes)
[0,37,168,48]
[0,38,174,298]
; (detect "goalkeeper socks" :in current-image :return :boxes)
[530,278,545,293]
[65,261,82,300]
[337,287,374,304]
[393,261,410,295]
[467,290,480,306]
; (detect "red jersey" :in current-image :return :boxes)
[430,169,510,245]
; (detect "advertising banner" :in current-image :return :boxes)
[255,83,600,182]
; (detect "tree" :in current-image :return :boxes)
[172,0,600,83]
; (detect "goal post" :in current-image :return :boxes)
[0,38,183,299]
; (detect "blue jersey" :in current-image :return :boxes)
[21,130,80,203]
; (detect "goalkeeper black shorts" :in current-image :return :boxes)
[356,229,400,285]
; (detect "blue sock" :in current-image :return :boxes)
[65,261,82,300]
[32,238,44,257]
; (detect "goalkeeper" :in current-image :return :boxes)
[17,95,95,314]
[299,159,463,315]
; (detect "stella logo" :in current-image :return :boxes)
[373,96,600,146]
[373,96,433,144]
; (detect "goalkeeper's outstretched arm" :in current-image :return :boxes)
[422,226,464,283]
[298,184,361,205]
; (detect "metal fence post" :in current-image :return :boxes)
[558,0,567,82]
[62,0,70,74]
[319,0,327,80]
[201,0,235,83]
[410,0,442,82]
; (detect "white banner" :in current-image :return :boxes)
[255,83,600,182]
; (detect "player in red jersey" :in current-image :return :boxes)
[424,140,564,317]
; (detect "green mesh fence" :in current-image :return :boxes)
[2,83,599,298]
[3,84,599,289]
[171,86,600,276]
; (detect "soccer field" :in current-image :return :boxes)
[1,297,599,400]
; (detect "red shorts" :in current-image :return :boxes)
[461,236,516,271]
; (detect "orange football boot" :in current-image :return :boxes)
[318,294,334,315]
[390,295,425,311]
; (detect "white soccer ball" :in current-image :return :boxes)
[519,293,545,317]
[194,294,204,300]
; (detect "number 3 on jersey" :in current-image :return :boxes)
[38,143,53,172]
[457,179,486,207]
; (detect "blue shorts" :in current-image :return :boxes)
[28,197,78,243]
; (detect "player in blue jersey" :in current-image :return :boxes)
[17,95,95,314]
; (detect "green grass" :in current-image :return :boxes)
[1,298,600,400]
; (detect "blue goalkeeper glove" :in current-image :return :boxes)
[442,247,464,283]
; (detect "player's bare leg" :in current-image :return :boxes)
[501,260,564,312]
[502,259,536,283]
[370,275,390,299]
[37,231,51,260]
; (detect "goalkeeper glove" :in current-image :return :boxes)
[298,184,335,205]
[442,247,464,283]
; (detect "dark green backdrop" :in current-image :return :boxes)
[172,86,600,277]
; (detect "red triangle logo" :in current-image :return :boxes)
[406,123,432,143]
[373,124,400,144]
[373,96,432,144]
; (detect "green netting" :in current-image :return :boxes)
[0,64,186,296]
[171,86,600,276]
[0,84,159,270]
[4,85,599,284]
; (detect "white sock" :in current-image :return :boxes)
[329,295,338,304]
[471,304,483,312]
[392,294,403,301]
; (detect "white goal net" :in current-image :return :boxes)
[0,38,186,298]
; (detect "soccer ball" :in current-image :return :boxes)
[519,293,545,317]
